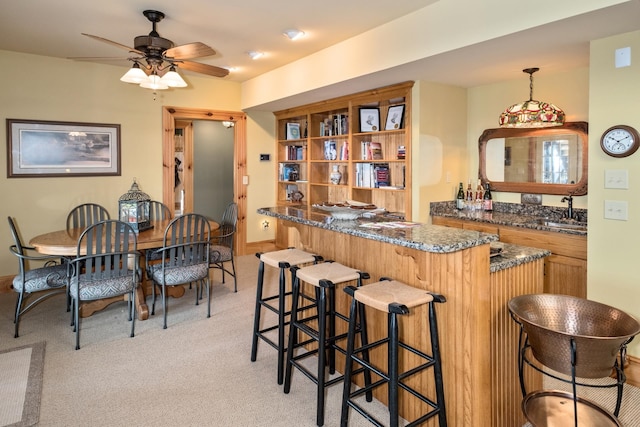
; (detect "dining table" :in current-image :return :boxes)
[29,219,219,320]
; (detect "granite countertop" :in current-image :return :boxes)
[489,242,550,273]
[430,201,587,236]
[258,205,498,254]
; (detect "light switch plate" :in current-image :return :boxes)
[604,200,628,221]
[616,47,631,68]
[604,169,629,189]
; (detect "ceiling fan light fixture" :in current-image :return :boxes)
[499,67,565,128]
[160,66,187,87]
[140,73,169,90]
[120,63,148,84]
[247,50,264,60]
[283,29,305,41]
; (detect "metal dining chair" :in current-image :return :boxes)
[145,201,173,263]
[69,220,141,350]
[147,213,211,329]
[7,216,69,338]
[66,203,110,231]
[209,202,238,292]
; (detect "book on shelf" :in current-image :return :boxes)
[324,140,337,160]
[397,145,406,160]
[340,141,349,160]
[286,123,301,140]
[360,141,383,160]
[354,162,390,188]
[320,114,348,136]
[285,145,304,160]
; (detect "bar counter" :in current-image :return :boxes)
[258,205,548,427]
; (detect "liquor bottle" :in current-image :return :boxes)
[483,182,493,211]
[466,180,473,202]
[475,179,483,203]
[456,182,465,210]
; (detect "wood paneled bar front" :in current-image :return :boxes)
[258,206,547,427]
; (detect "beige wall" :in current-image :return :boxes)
[0,50,275,276]
[589,30,640,356]
[467,68,590,207]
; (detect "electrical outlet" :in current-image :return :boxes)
[261,220,270,230]
[604,200,628,221]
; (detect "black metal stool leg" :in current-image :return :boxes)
[283,273,301,394]
[250,258,265,362]
[316,286,327,426]
[341,296,359,427]
[388,312,399,427]
[276,264,288,385]
[429,299,448,427]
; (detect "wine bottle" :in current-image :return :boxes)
[475,179,483,202]
[456,182,465,210]
[466,180,473,202]
[483,182,493,211]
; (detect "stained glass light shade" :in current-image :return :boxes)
[499,68,565,128]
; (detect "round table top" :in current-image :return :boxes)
[30,219,219,256]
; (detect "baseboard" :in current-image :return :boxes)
[245,240,277,255]
[626,354,640,388]
[0,275,13,293]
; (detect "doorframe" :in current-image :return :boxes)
[162,106,247,256]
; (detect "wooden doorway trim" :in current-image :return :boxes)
[162,106,247,256]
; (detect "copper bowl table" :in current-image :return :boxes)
[508,294,640,426]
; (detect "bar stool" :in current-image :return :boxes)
[250,248,322,385]
[341,278,447,427]
[283,261,371,426]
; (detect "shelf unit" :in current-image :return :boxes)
[274,81,413,220]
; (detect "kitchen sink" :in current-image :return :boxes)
[534,219,587,232]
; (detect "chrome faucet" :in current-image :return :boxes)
[561,195,574,220]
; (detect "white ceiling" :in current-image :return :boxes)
[1,1,640,110]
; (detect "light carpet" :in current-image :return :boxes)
[0,255,394,427]
[0,342,45,427]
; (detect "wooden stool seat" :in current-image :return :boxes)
[353,279,435,313]
[251,248,322,385]
[341,278,447,427]
[284,261,370,426]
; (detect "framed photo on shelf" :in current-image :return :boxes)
[286,122,301,140]
[7,119,120,177]
[359,108,380,132]
[385,105,405,130]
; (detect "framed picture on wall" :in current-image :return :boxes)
[359,108,380,132]
[7,119,121,177]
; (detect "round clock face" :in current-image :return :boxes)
[600,125,640,158]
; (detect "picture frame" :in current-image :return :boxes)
[385,105,405,130]
[7,119,121,178]
[359,108,380,132]
[286,122,301,140]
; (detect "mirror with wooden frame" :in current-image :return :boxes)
[479,121,588,196]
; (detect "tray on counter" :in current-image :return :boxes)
[313,202,383,220]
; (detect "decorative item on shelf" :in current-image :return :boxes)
[286,123,301,140]
[324,140,337,160]
[290,190,304,203]
[499,68,565,128]
[118,178,152,232]
[359,107,380,132]
[330,164,342,185]
[385,105,405,130]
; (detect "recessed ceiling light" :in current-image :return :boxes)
[247,51,264,60]
[283,29,305,41]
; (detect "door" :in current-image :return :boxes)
[162,107,247,256]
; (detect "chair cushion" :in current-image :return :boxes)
[69,274,136,300]
[148,263,209,286]
[13,264,68,293]
[210,245,232,263]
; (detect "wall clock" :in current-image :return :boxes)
[600,125,640,158]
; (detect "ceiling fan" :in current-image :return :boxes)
[78,10,229,89]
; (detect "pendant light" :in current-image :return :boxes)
[499,68,565,128]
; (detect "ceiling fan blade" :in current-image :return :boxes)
[178,61,229,78]
[165,42,216,60]
[68,56,129,61]
[81,33,144,55]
